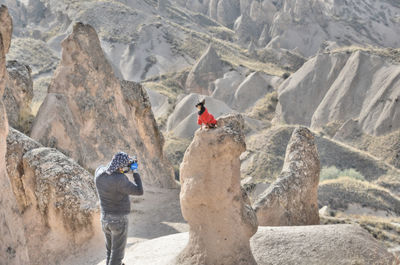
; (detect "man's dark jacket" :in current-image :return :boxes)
[95,166,143,215]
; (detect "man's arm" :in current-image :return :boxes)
[119,173,144,196]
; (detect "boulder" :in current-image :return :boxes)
[113,225,397,265]
[3,60,34,133]
[176,114,258,265]
[6,127,101,265]
[254,127,320,226]
[185,45,224,95]
[30,22,176,188]
[0,6,31,265]
[166,93,234,138]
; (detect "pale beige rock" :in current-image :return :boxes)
[276,50,400,136]
[3,60,34,133]
[0,6,30,265]
[185,45,224,95]
[254,127,320,226]
[6,128,102,265]
[176,114,258,265]
[31,22,176,188]
[0,4,12,95]
[115,225,397,265]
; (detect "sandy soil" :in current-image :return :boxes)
[61,184,188,265]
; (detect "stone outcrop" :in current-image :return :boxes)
[176,114,258,265]
[233,71,275,112]
[254,127,320,226]
[6,127,101,265]
[185,45,224,95]
[276,50,400,136]
[118,225,397,265]
[0,4,12,95]
[211,70,244,105]
[0,6,31,265]
[30,22,176,188]
[3,60,34,133]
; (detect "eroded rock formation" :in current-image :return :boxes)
[176,114,258,265]
[185,45,224,95]
[6,127,101,265]
[276,50,400,136]
[0,6,30,265]
[254,127,320,226]
[31,22,176,188]
[3,60,34,133]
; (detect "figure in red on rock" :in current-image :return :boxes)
[196,99,217,130]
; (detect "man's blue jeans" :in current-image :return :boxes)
[101,213,128,265]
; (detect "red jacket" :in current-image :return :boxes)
[198,108,217,125]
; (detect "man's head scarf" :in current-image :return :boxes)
[106,151,131,175]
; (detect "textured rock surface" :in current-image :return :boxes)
[0,4,12,95]
[0,6,30,265]
[31,22,176,188]
[267,0,400,57]
[3,60,33,132]
[6,128,101,265]
[185,45,224,95]
[233,71,275,112]
[254,127,320,226]
[111,225,397,265]
[211,70,244,105]
[276,50,400,136]
[176,114,258,265]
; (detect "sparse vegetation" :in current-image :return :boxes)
[320,121,343,137]
[329,45,400,64]
[318,177,400,215]
[246,91,278,121]
[320,166,365,182]
[8,38,59,78]
[321,214,400,253]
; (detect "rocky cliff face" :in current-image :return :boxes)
[6,128,101,265]
[177,0,400,57]
[177,114,258,265]
[254,127,320,226]
[3,60,33,133]
[276,50,400,136]
[185,45,224,95]
[0,6,30,265]
[30,22,176,188]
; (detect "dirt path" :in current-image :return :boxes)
[61,184,188,265]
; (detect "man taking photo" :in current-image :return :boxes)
[95,151,144,265]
